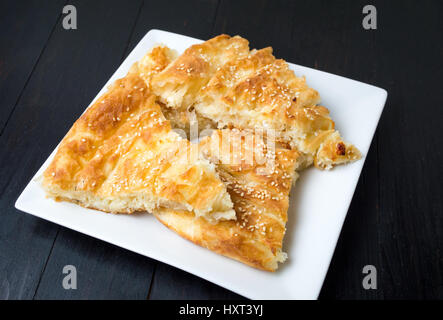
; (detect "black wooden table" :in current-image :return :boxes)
[1,0,442,300]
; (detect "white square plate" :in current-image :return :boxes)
[15,29,387,300]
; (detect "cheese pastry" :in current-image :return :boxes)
[150,35,249,133]
[151,35,360,169]
[154,129,301,271]
[151,34,250,111]
[195,47,320,126]
[42,46,235,221]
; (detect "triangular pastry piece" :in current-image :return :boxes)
[151,35,360,169]
[150,34,250,132]
[151,34,250,111]
[154,129,301,271]
[283,105,361,169]
[42,46,235,221]
[194,47,320,124]
[193,47,360,169]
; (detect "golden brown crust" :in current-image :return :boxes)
[151,34,359,170]
[193,46,360,169]
[154,129,300,271]
[138,45,178,87]
[313,130,361,169]
[196,47,320,123]
[151,34,250,110]
[285,105,361,169]
[42,34,362,272]
[42,46,234,220]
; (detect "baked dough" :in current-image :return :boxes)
[41,34,362,271]
[150,35,249,133]
[154,129,301,271]
[195,47,320,124]
[42,46,235,221]
[194,47,360,168]
[151,35,360,169]
[283,105,361,169]
[151,34,250,112]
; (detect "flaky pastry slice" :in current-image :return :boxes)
[151,35,360,169]
[283,105,361,169]
[193,46,360,169]
[195,47,320,126]
[42,46,235,221]
[154,129,301,271]
[151,34,250,110]
[150,34,250,131]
